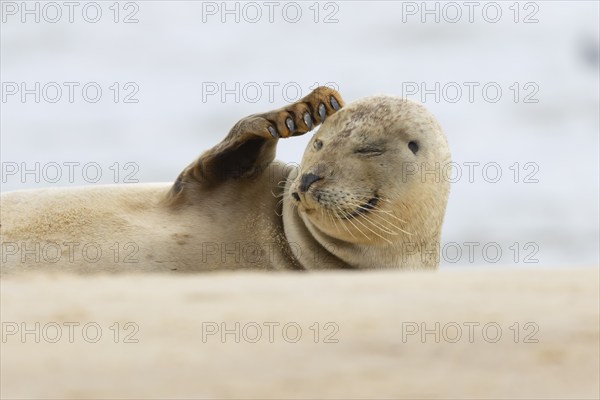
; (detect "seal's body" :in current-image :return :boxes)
[1,175,291,273]
[0,87,451,274]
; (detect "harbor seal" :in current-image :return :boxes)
[0,87,451,273]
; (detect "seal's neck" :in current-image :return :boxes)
[282,197,440,270]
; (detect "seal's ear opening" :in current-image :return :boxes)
[408,141,419,154]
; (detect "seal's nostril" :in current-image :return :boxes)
[291,192,300,201]
[299,173,323,193]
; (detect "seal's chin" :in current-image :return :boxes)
[295,202,317,214]
[291,189,318,214]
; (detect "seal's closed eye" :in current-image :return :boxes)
[354,146,384,156]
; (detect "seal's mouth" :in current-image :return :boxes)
[292,188,380,220]
[343,196,379,220]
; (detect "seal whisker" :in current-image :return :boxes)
[376,210,409,225]
[362,217,398,236]
[336,205,370,240]
[364,212,406,235]
[344,201,399,236]
[272,190,287,199]
[342,207,393,244]
[350,200,409,224]
[368,211,413,235]
[351,202,408,229]
[334,206,358,239]
[327,209,342,235]
[350,200,412,235]
[276,178,295,190]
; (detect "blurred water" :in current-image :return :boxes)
[1,1,598,267]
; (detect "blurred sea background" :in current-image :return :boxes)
[1,1,598,267]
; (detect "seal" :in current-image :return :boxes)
[0,87,451,274]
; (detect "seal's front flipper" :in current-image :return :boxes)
[167,86,344,203]
[249,85,344,139]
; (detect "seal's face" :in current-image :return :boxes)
[288,95,450,245]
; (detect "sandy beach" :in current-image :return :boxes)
[1,267,598,399]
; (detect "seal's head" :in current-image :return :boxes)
[285,95,451,268]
